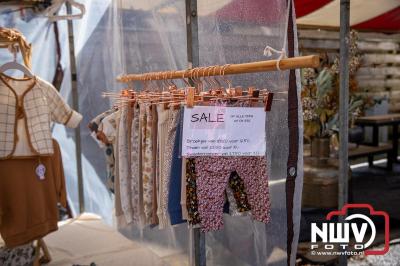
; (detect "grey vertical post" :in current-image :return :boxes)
[339,0,350,265]
[186,0,199,69]
[185,0,205,265]
[66,2,85,214]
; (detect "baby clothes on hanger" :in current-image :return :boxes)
[155,104,171,228]
[118,104,134,224]
[167,107,186,225]
[138,103,148,226]
[0,65,81,257]
[130,103,143,225]
[190,100,270,232]
[88,109,117,193]
[142,104,156,225]
[0,74,82,159]
[150,104,159,225]
[91,109,125,227]
[92,88,272,232]
[113,110,126,227]
[157,106,180,229]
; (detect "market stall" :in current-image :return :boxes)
[0,0,398,266]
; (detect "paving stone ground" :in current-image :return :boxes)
[349,240,400,266]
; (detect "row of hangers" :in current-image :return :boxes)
[105,65,277,112]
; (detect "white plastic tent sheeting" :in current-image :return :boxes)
[0,0,303,265]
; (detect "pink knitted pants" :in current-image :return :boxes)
[194,156,270,232]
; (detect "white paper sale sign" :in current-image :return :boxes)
[181,106,266,156]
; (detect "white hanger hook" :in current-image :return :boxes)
[44,0,86,21]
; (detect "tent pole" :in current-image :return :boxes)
[66,2,85,214]
[339,0,350,265]
[186,0,205,265]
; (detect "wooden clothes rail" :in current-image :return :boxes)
[117,55,319,82]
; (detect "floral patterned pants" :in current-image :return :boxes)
[194,156,270,232]
[141,104,156,225]
[186,161,253,226]
[130,104,142,224]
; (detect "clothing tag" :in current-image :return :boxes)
[35,164,46,180]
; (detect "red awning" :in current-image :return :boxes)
[295,0,400,32]
[353,6,400,32]
[294,0,332,18]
